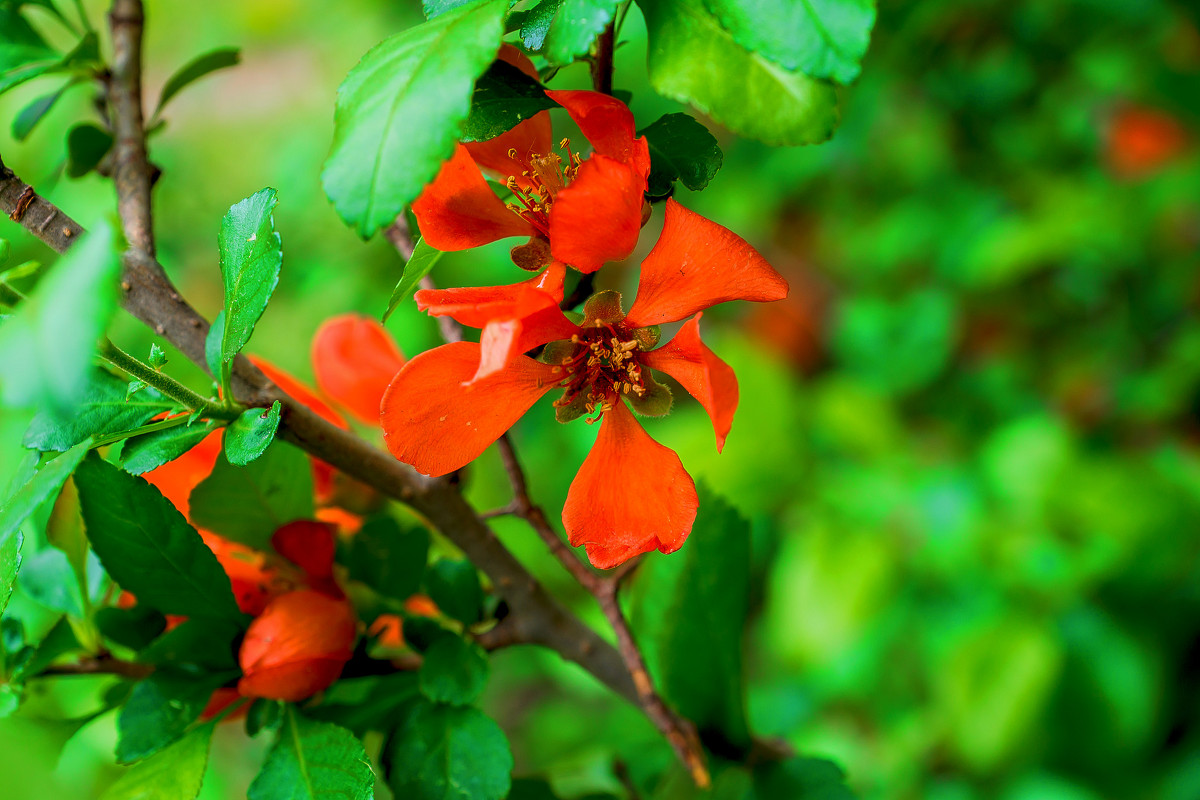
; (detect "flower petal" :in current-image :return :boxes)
[414,261,566,329]
[549,155,644,273]
[144,429,222,515]
[381,342,559,476]
[562,402,698,567]
[546,90,650,176]
[640,313,738,452]
[464,113,555,188]
[412,144,536,250]
[583,538,659,570]
[250,356,347,429]
[624,198,789,328]
[311,314,406,425]
[271,521,338,585]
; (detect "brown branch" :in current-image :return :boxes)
[42,654,154,680]
[106,0,157,259]
[590,20,615,97]
[0,157,641,710]
[0,156,86,251]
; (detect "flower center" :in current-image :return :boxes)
[505,138,582,236]
[551,325,646,423]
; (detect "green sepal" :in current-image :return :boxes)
[626,374,673,417]
[581,290,625,327]
[538,339,578,367]
[553,391,589,424]
[633,325,661,351]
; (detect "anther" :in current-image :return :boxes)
[508,148,518,159]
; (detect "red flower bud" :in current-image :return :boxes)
[237,590,357,702]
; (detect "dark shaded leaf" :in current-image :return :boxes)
[138,617,242,671]
[461,58,557,142]
[638,112,723,197]
[628,483,751,746]
[188,441,314,550]
[74,455,244,621]
[418,636,489,706]
[12,81,73,140]
[120,421,217,476]
[347,515,429,601]
[117,670,234,764]
[385,700,512,800]
[94,604,167,651]
[65,123,113,177]
[248,708,375,800]
[425,559,483,626]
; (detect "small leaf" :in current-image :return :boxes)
[12,81,74,141]
[155,47,241,115]
[386,700,512,800]
[542,0,621,67]
[383,237,445,322]
[461,59,557,143]
[418,636,489,706]
[74,455,244,621]
[322,0,507,238]
[347,515,430,601]
[224,400,281,466]
[94,604,167,651]
[188,440,314,550]
[425,559,483,627]
[701,0,875,84]
[519,0,563,51]
[638,112,723,197]
[117,670,233,764]
[638,0,840,146]
[120,420,217,476]
[247,707,375,800]
[0,531,21,616]
[148,344,167,370]
[0,442,88,540]
[100,720,215,800]
[217,188,282,367]
[0,220,120,414]
[628,483,751,746]
[23,369,172,452]
[65,123,113,178]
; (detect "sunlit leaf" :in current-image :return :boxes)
[386,700,511,800]
[247,708,375,800]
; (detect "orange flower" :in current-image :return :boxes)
[1106,105,1190,179]
[413,46,650,275]
[311,314,406,425]
[237,589,358,702]
[381,200,787,567]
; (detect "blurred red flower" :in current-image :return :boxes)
[1106,105,1190,179]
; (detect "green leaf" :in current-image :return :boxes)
[383,237,444,322]
[461,58,557,143]
[138,617,241,671]
[422,0,477,17]
[0,220,120,414]
[12,80,73,141]
[347,515,430,601]
[322,0,506,238]
[248,708,375,800]
[751,756,856,800]
[155,47,240,115]
[0,442,88,539]
[0,29,99,95]
[638,112,723,197]
[702,0,875,84]
[425,559,483,626]
[638,0,840,146]
[386,700,512,800]
[23,369,172,452]
[542,0,620,66]
[0,531,21,616]
[0,7,56,74]
[306,673,420,736]
[16,547,101,616]
[117,670,233,764]
[11,615,80,679]
[94,604,167,651]
[204,309,225,378]
[418,636,489,706]
[628,483,751,746]
[519,0,563,51]
[65,123,113,178]
[74,455,244,621]
[120,421,218,476]
[217,188,282,367]
[224,401,281,466]
[100,720,214,800]
[188,441,314,550]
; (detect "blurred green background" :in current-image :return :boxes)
[3,0,1200,798]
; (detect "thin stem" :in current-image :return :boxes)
[42,654,154,680]
[107,0,156,259]
[99,340,238,419]
[590,20,616,96]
